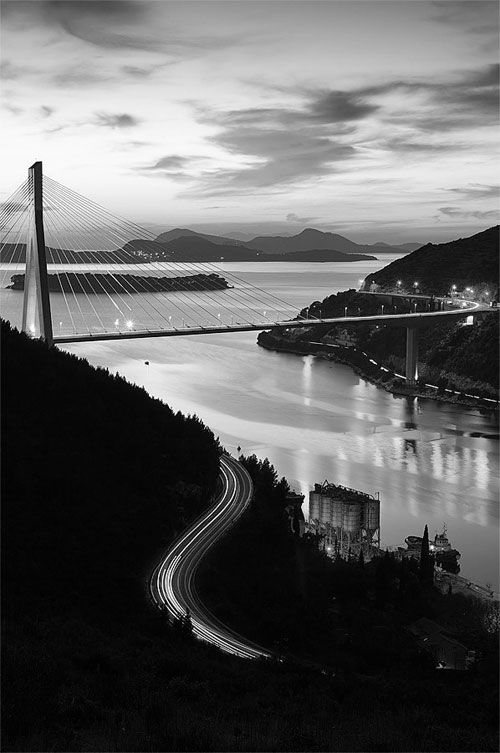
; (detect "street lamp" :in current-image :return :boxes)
[381,305,384,315]
[344,306,347,317]
[397,280,402,288]
[413,281,419,289]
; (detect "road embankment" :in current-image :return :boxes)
[257,330,499,411]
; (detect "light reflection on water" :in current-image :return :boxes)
[1,258,498,587]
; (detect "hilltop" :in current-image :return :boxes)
[365,226,499,295]
[244,227,412,255]
[156,227,247,247]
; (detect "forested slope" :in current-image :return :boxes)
[1,320,220,622]
[366,226,499,294]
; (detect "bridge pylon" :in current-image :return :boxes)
[21,161,53,346]
[405,326,418,385]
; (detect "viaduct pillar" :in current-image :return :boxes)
[405,327,419,385]
[21,161,53,346]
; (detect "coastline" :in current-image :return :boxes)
[257,331,499,413]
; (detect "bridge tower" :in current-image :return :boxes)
[21,161,53,346]
[405,327,418,385]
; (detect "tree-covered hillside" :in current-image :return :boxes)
[259,289,499,397]
[1,320,220,622]
[365,226,499,295]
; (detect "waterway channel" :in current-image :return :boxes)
[2,256,498,587]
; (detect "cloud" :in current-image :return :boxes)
[187,61,497,196]
[95,112,140,129]
[447,184,500,200]
[205,129,355,194]
[40,105,54,118]
[437,206,498,220]
[1,59,26,80]
[53,68,113,87]
[309,90,378,123]
[143,155,190,171]
[134,154,198,182]
[286,213,317,223]
[2,101,23,116]
[431,0,498,36]
[37,0,153,51]
[381,137,462,155]
[121,63,171,78]
[2,0,246,60]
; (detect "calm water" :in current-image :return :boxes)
[2,257,499,587]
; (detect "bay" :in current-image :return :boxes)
[1,256,498,588]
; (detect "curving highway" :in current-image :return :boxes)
[150,454,272,659]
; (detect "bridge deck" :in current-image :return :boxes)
[54,304,493,344]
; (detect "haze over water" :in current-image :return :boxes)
[34,256,496,590]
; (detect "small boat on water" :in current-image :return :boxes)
[430,524,461,574]
[401,524,461,574]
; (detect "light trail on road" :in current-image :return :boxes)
[150,454,272,659]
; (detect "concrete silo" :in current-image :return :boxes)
[308,481,380,560]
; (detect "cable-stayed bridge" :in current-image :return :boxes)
[0,162,494,384]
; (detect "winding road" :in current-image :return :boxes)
[150,454,272,659]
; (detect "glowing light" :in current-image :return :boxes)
[452,284,456,290]
[397,280,402,286]
[126,320,133,328]
[413,281,418,288]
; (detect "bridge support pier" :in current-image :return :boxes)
[405,327,418,385]
[22,161,53,346]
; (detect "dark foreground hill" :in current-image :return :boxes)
[365,226,499,295]
[1,322,498,751]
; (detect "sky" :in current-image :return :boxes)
[1,0,499,243]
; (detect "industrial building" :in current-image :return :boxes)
[308,480,380,560]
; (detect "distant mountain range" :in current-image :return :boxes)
[154,227,418,257]
[365,225,499,295]
[0,227,420,266]
[126,236,376,263]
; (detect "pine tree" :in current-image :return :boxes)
[419,524,432,585]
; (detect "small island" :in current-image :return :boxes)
[7,271,231,294]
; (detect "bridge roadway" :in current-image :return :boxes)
[150,453,272,660]
[54,298,489,344]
